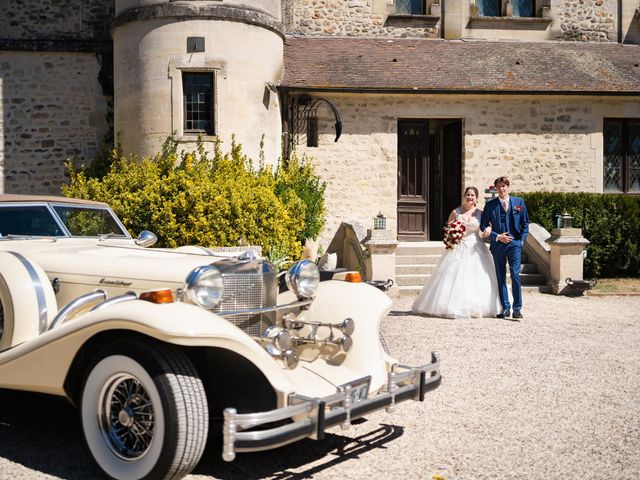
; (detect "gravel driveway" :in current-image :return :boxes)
[1,291,639,480]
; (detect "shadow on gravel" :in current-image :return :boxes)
[1,388,405,480]
[195,423,405,479]
[0,388,105,479]
[387,310,414,317]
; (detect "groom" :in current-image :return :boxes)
[481,176,530,320]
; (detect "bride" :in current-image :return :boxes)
[412,186,501,318]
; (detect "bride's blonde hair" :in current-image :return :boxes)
[463,186,479,206]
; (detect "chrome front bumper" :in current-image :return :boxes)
[221,352,441,461]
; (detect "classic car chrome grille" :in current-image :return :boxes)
[213,270,278,336]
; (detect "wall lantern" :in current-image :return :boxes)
[374,212,386,230]
[285,94,342,161]
[555,212,574,229]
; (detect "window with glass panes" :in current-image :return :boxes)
[183,72,214,134]
[477,0,534,16]
[604,118,640,194]
[395,0,425,14]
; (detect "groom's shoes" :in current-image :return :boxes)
[512,311,523,320]
[496,310,511,319]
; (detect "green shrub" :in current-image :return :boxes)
[62,136,326,261]
[275,152,327,243]
[518,192,640,278]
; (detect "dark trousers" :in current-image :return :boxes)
[492,240,523,313]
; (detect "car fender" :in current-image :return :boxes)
[0,300,295,399]
[0,251,58,351]
[279,280,395,391]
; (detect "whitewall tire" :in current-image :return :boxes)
[80,340,208,480]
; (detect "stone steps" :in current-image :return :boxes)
[396,264,437,275]
[396,254,442,265]
[396,242,444,257]
[395,241,547,297]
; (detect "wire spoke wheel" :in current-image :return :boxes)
[100,373,155,460]
[81,340,208,480]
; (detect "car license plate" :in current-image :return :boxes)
[339,376,371,404]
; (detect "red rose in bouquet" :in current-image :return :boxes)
[443,219,466,250]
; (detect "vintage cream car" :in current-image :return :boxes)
[0,194,441,480]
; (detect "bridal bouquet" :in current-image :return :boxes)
[443,219,466,250]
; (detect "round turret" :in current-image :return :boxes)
[113,1,283,163]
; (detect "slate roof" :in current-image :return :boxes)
[281,37,640,95]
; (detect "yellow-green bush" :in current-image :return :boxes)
[275,152,326,243]
[62,137,323,261]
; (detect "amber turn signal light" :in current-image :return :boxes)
[343,272,362,283]
[139,289,174,304]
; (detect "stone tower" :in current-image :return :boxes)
[112,0,284,163]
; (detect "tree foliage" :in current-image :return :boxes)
[63,136,326,261]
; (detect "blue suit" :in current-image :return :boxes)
[480,196,530,314]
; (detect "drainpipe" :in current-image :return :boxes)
[441,0,446,38]
[618,0,622,43]
[279,90,290,163]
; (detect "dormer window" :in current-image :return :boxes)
[477,0,534,17]
[395,0,426,15]
[511,0,534,16]
[477,0,499,16]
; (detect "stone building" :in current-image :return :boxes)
[1,0,113,195]
[1,0,639,248]
[281,0,640,245]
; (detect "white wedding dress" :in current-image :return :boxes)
[412,208,501,318]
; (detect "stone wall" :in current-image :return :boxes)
[283,0,440,38]
[0,52,109,194]
[0,0,114,194]
[284,0,627,42]
[294,93,639,247]
[555,0,616,41]
[0,0,114,41]
[621,0,640,44]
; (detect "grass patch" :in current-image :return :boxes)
[590,278,640,295]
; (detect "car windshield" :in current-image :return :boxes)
[52,205,128,237]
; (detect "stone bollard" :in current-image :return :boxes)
[548,227,590,295]
[363,228,398,296]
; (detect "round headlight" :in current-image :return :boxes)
[184,265,224,309]
[285,259,320,299]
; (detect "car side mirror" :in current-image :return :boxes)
[135,230,157,247]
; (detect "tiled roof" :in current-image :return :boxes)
[282,37,640,94]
